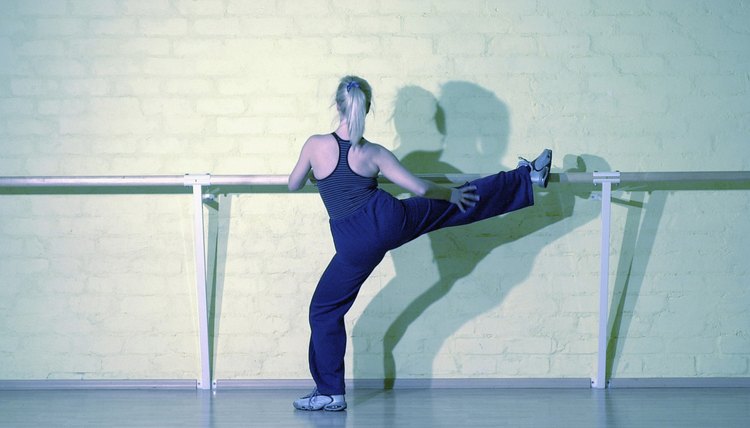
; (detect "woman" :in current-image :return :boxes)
[288,76,551,411]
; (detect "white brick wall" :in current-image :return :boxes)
[0,0,748,383]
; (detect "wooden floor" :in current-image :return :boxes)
[1,388,749,427]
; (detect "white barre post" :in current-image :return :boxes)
[185,174,211,390]
[591,172,620,389]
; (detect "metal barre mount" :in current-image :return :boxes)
[1,171,749,389]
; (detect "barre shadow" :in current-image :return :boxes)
[605,190,665,381]
[351,83,612,389]
[205,194,232,380]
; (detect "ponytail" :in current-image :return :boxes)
[335,76,372,144]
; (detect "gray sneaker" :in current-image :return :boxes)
[518,148,552,188]
[293,388,347,412]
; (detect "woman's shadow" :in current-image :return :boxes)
[351,82,610,388]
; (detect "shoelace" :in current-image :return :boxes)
[518,156,543,171]
[302,388,334,410]
[304,388,319,409]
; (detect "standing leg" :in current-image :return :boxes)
[308,252,384,396]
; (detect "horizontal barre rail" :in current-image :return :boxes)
[1,171,749,189]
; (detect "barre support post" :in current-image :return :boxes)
[185,174,212,390]
[592,172,620,389]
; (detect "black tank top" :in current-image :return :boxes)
[316,133,378,219]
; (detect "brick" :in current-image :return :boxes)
[459,355,498,376]
[565,56,615,73]
[615,56,666,74]
[592,35,644,54]
[617,15,680,35]
[515,15,562,35]
[6,118,56,136]
[141,98,194,114]
[0,18,26,36]
[59,113,160,135]
[175,0,226,16]
[720,336,750,355]
[331,36,382,55]
[217,117,265,135]
[122,0,172,15]
[561,15,617,35]
[17,39,66,56]
[697,355,748,376]
[139,18,188,36]
[379,0,433,15]
[173,39,224,56]
[279,0,332,16]
[143,58,196,77]
[402,16,452,34]
[194,57,246,76]
[437,34,485,55]
[113,78,161,95]
[227,0,278,15]
[489,35,538,55]
[91,58,142,76]
[119,38,170,56]
[350,16,402,35]
[196,98,246,115]
[34,58,88,77]
[667,55,720,74]
[667,337,717,355]
[164,78,214,94]
[645,33,698,54]
[194,18,241,36]
[505,337,555,354]
[163,114,210,134]
[88,18,138,35]
[642,355,698,377]
[70,0,118,16]
[60,79,111,96]
[17,1,68,15]
[591,0,649,15]
[237,17,295,36]
[498,355,551,376]
[457,55,562,75]
[0,97,34,114]
[34,18,86,36]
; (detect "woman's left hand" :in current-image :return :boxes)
[449,184,480,213]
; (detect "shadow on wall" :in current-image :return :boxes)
[351,82,611,387]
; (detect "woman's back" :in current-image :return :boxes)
[308,133,379,181]
[315,133,378,219]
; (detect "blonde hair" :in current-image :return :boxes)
[335,75,372,144]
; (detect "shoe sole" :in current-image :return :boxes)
[540,150,552,188]
[324,403,347,411]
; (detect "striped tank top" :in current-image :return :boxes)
[316,133,378,220]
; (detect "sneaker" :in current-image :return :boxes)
[518,148,552,188]
[293,388,347,412]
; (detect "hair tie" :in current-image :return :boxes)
[346,81,359,92]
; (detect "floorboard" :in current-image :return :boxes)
[1,388,748,427]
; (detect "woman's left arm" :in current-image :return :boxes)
[373,145,479,212]
[288,138,314,191]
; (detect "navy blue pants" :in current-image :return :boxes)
[308,167,534,395]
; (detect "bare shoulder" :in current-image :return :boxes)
[305,133,334,147]
[300,134,336,157]
[360,140,392,157]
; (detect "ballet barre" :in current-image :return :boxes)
[3,171,750,187]
[1,171,749,390]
